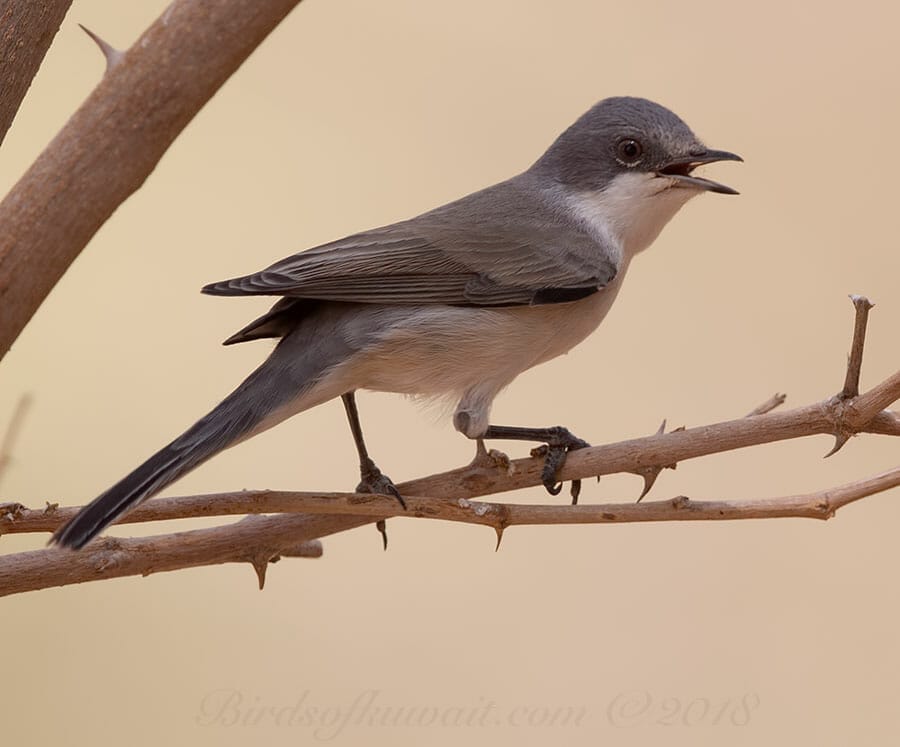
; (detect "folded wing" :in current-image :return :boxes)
[203,178,618,308]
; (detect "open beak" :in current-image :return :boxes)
[657,149,743,195]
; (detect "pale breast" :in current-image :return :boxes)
[345,276,625,402]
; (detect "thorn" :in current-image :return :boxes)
[78,24,124,72]
[824,432,851,458]
[631,420,671,499]
[636,468,662,502]
[251,557,268,590]
[494,525,504,551]
[376,519,388,551]
[632,461,677,502]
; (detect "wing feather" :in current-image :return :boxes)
[203,177,618,307]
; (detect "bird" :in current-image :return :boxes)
[52,96,741,549]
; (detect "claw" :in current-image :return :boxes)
[356,458,403,549]
[486,424,589,501]
[570,479,582,504]
[536,429,589,501]
[384,482,407,510]
[357,457,406,510]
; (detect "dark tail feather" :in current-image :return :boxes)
[51,437,209,549]
[51,327,340,549]
[51,391,269,549]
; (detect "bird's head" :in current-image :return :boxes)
[533,96,741,255]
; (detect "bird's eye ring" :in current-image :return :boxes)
[615,138,643,166]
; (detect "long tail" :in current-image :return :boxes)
[51,324,353,549]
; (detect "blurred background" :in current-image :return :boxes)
[2,1,899,744]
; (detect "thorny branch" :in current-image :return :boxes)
[0,516,327,597]
[1,297,898,596]
[5,465,900,540]
[0,0,73,148]
[0,0,305,361]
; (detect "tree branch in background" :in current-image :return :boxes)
[0,0,73,148]
[0,393,31,488]
[0,0,304,361]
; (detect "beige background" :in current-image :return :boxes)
[2,1,899,744]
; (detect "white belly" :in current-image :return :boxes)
[339,273,627,435]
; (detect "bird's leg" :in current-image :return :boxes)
[341,392,405,551]
[340,392,406,510]
[480,424,590,503]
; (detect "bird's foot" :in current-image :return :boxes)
[355,457,405,551]
[356,457,406,510]
[529,427,590,504]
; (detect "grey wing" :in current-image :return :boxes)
[202,179,619,307]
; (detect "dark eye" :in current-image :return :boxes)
[615,138,643,165]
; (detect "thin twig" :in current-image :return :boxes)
[842,295,874,399]
[9,467,900,534]
[746,393,787,417]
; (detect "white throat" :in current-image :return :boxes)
[568,172,699,259]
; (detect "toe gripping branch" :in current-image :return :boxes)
[356,456,406,509]
[482,425,589,503]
